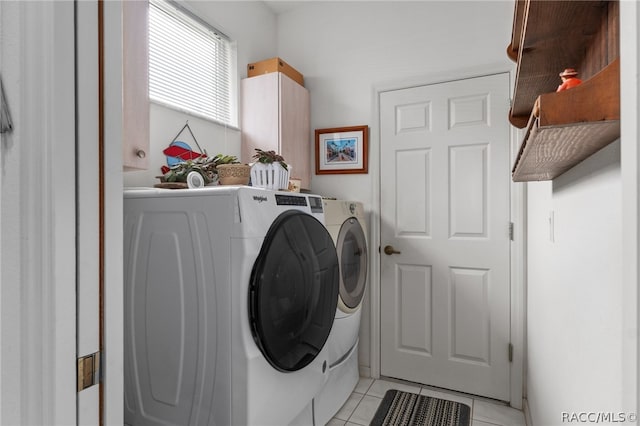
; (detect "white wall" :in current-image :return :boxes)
[124,1,277,187]
[277,1,513,201]
[124,104,244,187]
[275,0,513,373]
[526,142,623,425]
[526,2,640,423]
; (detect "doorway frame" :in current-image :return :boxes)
[369,63,525,409]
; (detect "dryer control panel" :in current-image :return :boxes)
[273,194,324,214]
[308,196,324,214]
[275,194,307,206]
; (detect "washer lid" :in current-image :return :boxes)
[337,217,368,310]
[249,210,339,372]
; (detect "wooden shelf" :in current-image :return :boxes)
[512,58,619,182]
[508,0,619,181]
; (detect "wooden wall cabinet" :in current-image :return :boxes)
[121,0,149,171]
[508,0,619,181]
[241,72,311,189]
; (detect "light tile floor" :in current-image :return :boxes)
[326,377,526,426]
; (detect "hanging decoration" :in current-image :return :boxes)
[161,121,206,174]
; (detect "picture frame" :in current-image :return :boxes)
[315,125,369,174]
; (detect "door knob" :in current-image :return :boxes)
[383,245,401,255]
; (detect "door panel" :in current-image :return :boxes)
[380,73,510,401]
[249,210,339,372]
[395,149,431,236]
[450,267,490,364]
[396,264,432,354]
[337,218,368,309]
[449,144,487,237]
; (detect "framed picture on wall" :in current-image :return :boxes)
[315,125,369,174]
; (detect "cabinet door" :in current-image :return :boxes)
[122,0,149,171]
[279,73,311,189]
[241,73,280,163]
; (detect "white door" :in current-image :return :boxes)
[0,1,78,424]
[379,73,511,401]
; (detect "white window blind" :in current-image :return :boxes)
[149,0,233,125]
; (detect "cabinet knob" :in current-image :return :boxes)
[136,149,146,159]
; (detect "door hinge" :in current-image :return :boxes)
[509,222,514,241]
[77,351,101,392]
[508,343,513,363]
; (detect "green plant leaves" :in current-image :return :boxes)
[162,154,239,183]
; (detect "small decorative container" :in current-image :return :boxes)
[251,162,291,190]
[288,178,301,193]
[217,164,251,185]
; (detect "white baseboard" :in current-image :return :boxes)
[523,398,533,426]
[359,365,371,378]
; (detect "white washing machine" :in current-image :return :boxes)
[123,186,339,426]
[314,199,368,426]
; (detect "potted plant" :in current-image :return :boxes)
[251,148,291,190]
[158,154,240,187]
[252,148,288,170]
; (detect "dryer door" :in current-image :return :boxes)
[337,217,368,311]
[249,210,339,372]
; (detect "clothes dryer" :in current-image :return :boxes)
[123,186,339,426]
[314,199,368,426]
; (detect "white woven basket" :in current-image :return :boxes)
[250,162,291,190]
